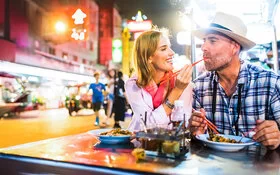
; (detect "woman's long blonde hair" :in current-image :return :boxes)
[132,28,170,87]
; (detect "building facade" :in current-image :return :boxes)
[0,0,122,108]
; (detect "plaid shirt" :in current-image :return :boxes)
[193,60,280,136]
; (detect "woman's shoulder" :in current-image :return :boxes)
[125,76,137,84]
[125,77,140,90]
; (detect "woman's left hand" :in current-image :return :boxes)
[253,119,280,150]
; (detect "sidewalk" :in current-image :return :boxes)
[0,108,132,148]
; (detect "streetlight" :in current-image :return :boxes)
[44,8,88,42]
[55,21,67,33]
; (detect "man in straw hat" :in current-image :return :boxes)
[189,12,280,150]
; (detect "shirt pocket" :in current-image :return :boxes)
[244,105,266,121]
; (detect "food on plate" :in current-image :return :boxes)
[132,148,146,161]
[99,128,132,136]
[208,133,241,143]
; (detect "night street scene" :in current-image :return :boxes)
[0,0,280,174]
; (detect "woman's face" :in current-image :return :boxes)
[149,35,175,73]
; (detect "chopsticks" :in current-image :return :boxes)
[159,58,205,85]
[191,58,205,67]
[204,117,219,134]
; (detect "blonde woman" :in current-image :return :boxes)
[125,28,193,132]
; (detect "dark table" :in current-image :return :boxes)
[0,130,279,175]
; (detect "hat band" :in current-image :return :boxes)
[210,23,232,31]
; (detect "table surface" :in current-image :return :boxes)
[0,129,279,175]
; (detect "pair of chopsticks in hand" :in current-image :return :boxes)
[201,116,258,136]
[204,117,219,134]
[160,58,205,85]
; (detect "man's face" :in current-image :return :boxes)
[201,33,237,71]
[94,74,99,81]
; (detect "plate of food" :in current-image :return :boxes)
[89,128,133,144]
[196,134,257,152]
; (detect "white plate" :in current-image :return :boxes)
[88,129,131,144]
[196,134,256,152]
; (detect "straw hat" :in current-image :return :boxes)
[193,12,256,50]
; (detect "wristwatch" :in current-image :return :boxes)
[164,98,174,109]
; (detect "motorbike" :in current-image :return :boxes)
[64,83,92,116]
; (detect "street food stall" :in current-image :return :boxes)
[0,128,279,174]
[0,72,31,117]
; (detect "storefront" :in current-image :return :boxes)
[0,61,95,109]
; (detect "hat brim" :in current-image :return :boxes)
[193,27,256,51]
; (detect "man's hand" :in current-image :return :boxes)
[188,108,208,136]
[253,120,280,150]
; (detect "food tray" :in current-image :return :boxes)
[135,129,190,159]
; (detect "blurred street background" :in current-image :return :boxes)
[0,0,279,149]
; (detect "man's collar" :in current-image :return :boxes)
[237,60,248,85]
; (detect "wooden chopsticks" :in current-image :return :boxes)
[191,58,205,67]
[204,117,219,134]
[159,58,205,85]
[159,70,180,85]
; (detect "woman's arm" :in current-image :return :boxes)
[163,64,193,115]
[125,78,170,131]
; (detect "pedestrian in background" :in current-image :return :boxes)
[101,69,116,126]
[106,69,116,118]
[88,72,106,126]
[113,71,127,128]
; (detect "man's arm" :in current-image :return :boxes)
[253,77,280,150]
[253,120,280,150]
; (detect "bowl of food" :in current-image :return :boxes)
[196,134,257,152]
[98,128,133,144]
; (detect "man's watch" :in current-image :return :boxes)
[164,98,174,109]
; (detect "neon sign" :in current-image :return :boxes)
[72,9,87,25]
[71,8,87,40]
[127,20,152,32]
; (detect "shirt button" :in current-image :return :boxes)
[230,108,233,112]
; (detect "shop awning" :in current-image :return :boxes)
[0,61,94,83]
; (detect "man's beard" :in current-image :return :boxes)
[205,58,231,72]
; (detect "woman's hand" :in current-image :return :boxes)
[175,64,192,90]
[188,108,208,136]
[253,120,280,150]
